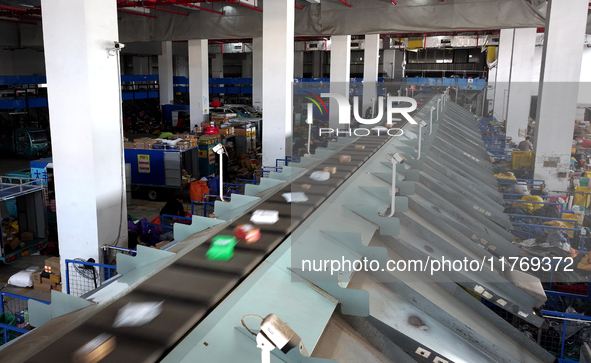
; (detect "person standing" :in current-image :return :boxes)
[518,136,533,152]
[159,194,185,227]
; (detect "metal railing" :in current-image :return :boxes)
[0,291,50,345]
[511,200,563,215]
[0,176,44,201]
[65,259,117,297]
[508,215,579,229]
[191,200,215,217]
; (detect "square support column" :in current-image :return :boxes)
[41,0,127,276]
[312,51,324,79]
[329,35,351,130]
[252,37,263,111]
[242,53,252,78]
[505,28,537,141]
[212,53,224,78]
[262,0,294,166]
[189,39,209,129]
[533,0,588,191]
[493,29,514,120]
[362,34,380,115]
[159,41,174,105]
[294,51,304,79]
[382,49,403,81]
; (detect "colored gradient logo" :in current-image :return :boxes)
[304,92,328,116]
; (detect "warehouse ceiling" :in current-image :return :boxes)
[0,0,589,47]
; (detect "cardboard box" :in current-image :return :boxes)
[124,142,135,149]
[355,145,365,150]
[177,141,190,150]
[45,257,61,275]
[5,236,21,250]
[339,155,351,163]
[209,213,218,219]
[324,166,337,174]
[235,129,247,136]
[49,273,61,283]
[51,284,62,292]
[241,159,254,171]
[72,333,116,363]
[20,231,33,241]
[41,277,58,286]
[301,184,311,190]
[33,282,52,292]
[32,270,43,284]
[154,241,169,250]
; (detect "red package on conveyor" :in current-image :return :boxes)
[234,224,261,244]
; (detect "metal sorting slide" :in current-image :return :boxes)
[23,137,389,362]
[10,93,553,363]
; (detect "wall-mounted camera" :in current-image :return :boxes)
[392,152,406,164]
[107,41,125,57]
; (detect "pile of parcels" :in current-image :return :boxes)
[573,120,591,153]
[237,154,262,178]
[202,120,253,138]
[2,219,34,253]
[32,257,62,292]
[123,134,200,150]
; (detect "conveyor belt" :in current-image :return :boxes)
[24,140,390,363]
[24,92,440,363]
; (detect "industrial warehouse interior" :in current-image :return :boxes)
[1,0,591,362]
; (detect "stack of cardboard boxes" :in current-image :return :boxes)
[124,135,201,150]
[124,138,163,150]
[32,257,62,293]
[1,221,33,252]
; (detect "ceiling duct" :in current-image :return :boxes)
[208,42,252,54]
[304,39,331,51]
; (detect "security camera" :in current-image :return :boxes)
[212,143,225,155]
[114,41,125,49]
[260,314,309,356]
[392,152,406,164]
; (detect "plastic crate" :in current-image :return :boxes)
[512,151,535,170]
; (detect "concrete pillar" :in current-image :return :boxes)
[262,0,294,166]
[382,49,405,80]
[41,0,127,273]
[212,53,224,78]
[189,39,209,129]
[486,67,497,113]
[312,51,324,78]
[242,53,252,78]
[329,35,351,129]
[132,56,148,75]
[294,51,304,79]
[252,37,263,111]
[362,34,380,115]
[158,41,174,105]
[493,29,514,120]
[533,0,588,191]
[505,28,537,141]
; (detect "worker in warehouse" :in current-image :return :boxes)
[159,194,185,227]
[518,136,533,152]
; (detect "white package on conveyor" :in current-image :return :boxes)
[250,210,279,225]
[309,171,330,181]
[112,301,163,328]
[282,192,308,203]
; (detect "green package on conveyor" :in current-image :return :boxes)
[206,235,237,261]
